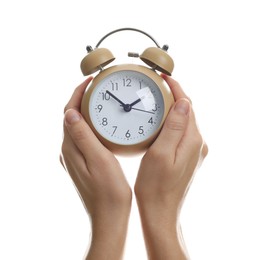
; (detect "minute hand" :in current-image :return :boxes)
[106,90,126,106]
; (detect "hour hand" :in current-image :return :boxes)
[129,97,142,107]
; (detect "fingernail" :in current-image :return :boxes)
[174,99,190,115]
[65,109,81,125]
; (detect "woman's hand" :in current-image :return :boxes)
[60,77,132,260]
[135,75,208,259]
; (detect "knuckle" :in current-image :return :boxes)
[165,119,186,131]
[72,127,86,142]
[202,142,209,158]
[65,119,87,142]
[186,96,192,104]
[61,142,70,157]
[166,121,184,131]
[192,133,204,151]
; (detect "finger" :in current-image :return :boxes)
[64,108,108,160]
[161,74,191,102]
[61,129,89,181]
[64,76,93,113]
[61,133,85,171]
[176,108,204,164]
[151,98,191,162]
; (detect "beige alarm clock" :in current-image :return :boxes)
[80,28,175,155]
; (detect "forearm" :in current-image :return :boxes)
[137,202,189,260]
[85,211,130,260]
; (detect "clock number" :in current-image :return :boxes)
[138,126,144,135]
[111,82,119,91]
[152,104,158,112]
[112,126,117,136]
[139,81,142,89]
[148,117,154,124]
[102,117,108,126]
[102,92,110,101]
[96,104,103,113]
[123,78,132,87]
[125,130,131,138]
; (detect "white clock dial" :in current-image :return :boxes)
[89,70,165,145]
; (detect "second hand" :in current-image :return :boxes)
[131,107,155,114]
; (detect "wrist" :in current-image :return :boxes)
[138,216,188,260]
[91,204,131,237]
[136,200,189,259]
[136,194,180,222]
[86,209,130,260]
[137,202,180,238]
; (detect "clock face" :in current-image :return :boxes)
[88,70,165,145]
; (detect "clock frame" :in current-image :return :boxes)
[81,64,174,155]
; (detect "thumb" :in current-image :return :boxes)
[151,98,191,161]
[64,109,105,159]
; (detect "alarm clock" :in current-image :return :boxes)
[80,28,175,155]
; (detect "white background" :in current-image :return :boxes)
[0,0,255,259]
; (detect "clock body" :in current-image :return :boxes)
[81,64,174,154]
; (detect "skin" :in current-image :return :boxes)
[135,74,208,259]
[61,77,132,260]
[60,75,208,260]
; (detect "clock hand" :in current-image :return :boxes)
[106,91,152,114]
[131,107,155,114]
[106,90,132,112]
[129,97,142,107]
[106,90,126,107]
